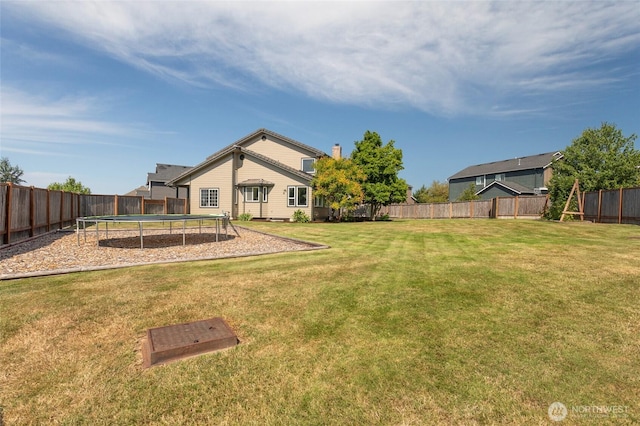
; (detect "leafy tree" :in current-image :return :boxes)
[48,176,91,194]
[546,123,640,219]
[456,183,481,201]
[0,157,26,184]
[414,180,449,203]
[311,157,365,221]
[350,130,408,220]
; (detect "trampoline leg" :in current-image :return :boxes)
[139,222,144,249]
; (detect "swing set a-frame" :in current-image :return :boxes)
[560,179,584,222]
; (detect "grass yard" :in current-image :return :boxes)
[1,219,638,424]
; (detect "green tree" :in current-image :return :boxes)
[350,130,408,220]
[546,123,640,219]
[456,183,481,201]
[311,157,365,221]
[48,176,91,194]
[0,157,26,184]
[414,180,449,203]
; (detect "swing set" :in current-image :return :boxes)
[560,179,584,222]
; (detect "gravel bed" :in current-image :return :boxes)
[0,226,326,280]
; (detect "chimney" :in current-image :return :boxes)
[332,143,342,160]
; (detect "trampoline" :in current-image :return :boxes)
[76,214,235,249]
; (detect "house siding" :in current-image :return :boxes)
[167,129,327,220]
[236,154,313,219]
[449,177,476,201]
[243,136,319,172]
[450,169,546,201]
[188,156,233,215]
[479,185,518,198]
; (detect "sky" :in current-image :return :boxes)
[1,1,639,195]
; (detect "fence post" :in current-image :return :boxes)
[597,190,602,223]
[495,197,500,219]
[30,186,35,237]
[618,187,623,224]
[140,195,145,215]
[514,196,519,219]
[115,195,119,216]
[60,191,65,230]
[5,183,12,244]
[470,200,474,219]
[449,202,452,219]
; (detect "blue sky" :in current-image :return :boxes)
[1,1,639,195]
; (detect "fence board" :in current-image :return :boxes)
[0,185,6,238]
[621,187,640,224]
[144,200,165,215]
[117,196,142,215]
[599,190,620,223]
[379,196,547,220]
[473,200,492,218]
[1,186,188,246]
[517,196,547,218]
[583,192,599,221]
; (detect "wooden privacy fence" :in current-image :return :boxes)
[380,195,548,220]
[583,186,640,225]
[1,183,188,245]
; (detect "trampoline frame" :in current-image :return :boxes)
[76,214,233,249]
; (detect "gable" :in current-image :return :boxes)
[168,129,326,186]
[477,180,536,196]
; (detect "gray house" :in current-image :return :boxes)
[147,164,192,199]
[126,164,192,199]
[448,151,563,201]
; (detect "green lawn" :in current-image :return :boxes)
[1,220,638,424]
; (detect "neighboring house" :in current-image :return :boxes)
[448,151,563,201]
[147,164,191,199]
[125,164,192,199]
[166,128,331,220]
[125,185,151,198]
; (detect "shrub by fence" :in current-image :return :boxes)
[1,183,188,245]
[380,195,548,220]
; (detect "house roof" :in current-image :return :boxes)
[167,128,326,186]
[237,179,275,187]
[476,180,536,195]
[147,163,192,184]
[206,128,326,161]
[449,151,563,180]
[125,185,150,197]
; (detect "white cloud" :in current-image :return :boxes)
[4,1,639,116]
[0,86,152,154]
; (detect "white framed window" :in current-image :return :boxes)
[288,186,308,207]
[200,188,219,208]
[314,195,326,207]
[475,176,485,186]
[495,173,505,182]
[301,158,316,174]
[243,186,268,202]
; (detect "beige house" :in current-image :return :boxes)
[167,128,335,220]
